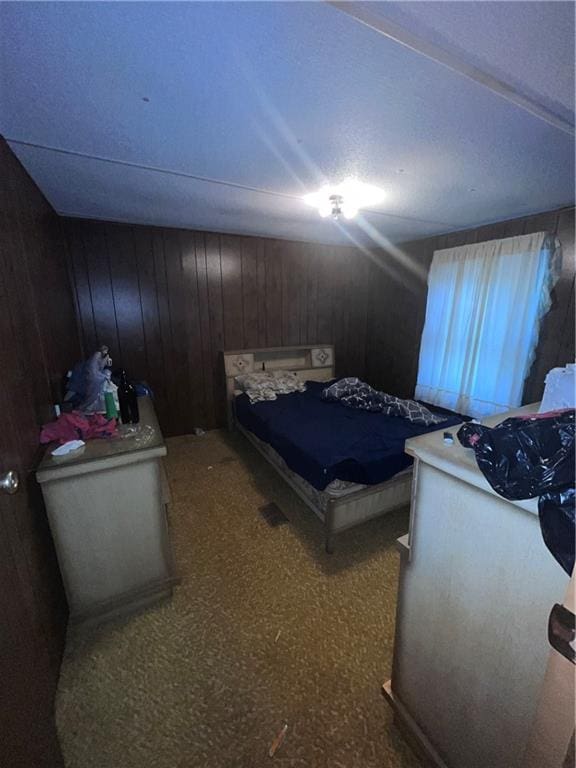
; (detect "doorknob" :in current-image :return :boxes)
[0,470,19,495]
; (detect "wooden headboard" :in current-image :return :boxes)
[222,344,335,429]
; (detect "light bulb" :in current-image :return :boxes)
[304,180,384,220]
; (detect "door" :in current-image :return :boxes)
[0,493,64,767]
[0,145,69,764]
[0,291,67,766]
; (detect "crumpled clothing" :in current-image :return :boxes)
[40,412,118,444]
[322,377,447,426]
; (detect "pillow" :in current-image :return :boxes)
[270,370,306,394]
[235,372,273,391]
[235,372,276,403]
[235,370,306,403]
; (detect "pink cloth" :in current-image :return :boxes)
[40,412,118,444]
[518,408,574,420]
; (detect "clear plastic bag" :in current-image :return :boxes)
[118,423,155,446]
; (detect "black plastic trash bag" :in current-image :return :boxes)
[457,410,575,500]
[539,488,575,575]
[458,410,575,575]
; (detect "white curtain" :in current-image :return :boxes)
[415,231,561,418]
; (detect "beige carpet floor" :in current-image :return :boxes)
[56,430,421,768]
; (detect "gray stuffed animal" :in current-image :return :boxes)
[77,345,113,413]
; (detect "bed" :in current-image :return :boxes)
[223,344,460,552]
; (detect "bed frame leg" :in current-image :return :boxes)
[325,535,334,555]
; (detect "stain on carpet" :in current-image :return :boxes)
[215,454,238,466]
[56,429,421,768]
[259,501,289,527]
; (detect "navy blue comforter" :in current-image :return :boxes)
[235,380,464,490]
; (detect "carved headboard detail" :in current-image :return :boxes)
[223,353,255,378]
[222,345,335,429]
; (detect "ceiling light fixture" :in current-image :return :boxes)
[303,179,385,221]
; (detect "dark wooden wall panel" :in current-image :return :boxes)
[264,240,283,347]
[194,234,216,428]
[64,219,373,434]
[366,206,575,404]
[90,230,118,351]
[67,222,98,354]
[241,238,259,349]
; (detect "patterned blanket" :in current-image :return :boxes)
[322,378,447,427]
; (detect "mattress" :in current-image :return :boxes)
[242,426,370,513]
[235,380,463,490]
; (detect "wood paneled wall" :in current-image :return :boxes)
[366,206,575,405]
[65,206,574,436]
[0,138,81,765]
[64,219,372,435]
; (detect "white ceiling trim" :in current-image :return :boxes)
[328,1,575,136]
[7,137,455,229]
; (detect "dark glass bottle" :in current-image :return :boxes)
[118,370,140,424]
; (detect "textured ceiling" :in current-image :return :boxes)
[362,1,575,122]
[0,1,574,246]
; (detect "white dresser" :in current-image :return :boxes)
[37,397,176,625]
[384,404,571,768]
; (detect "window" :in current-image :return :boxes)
[415,232,560,418]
